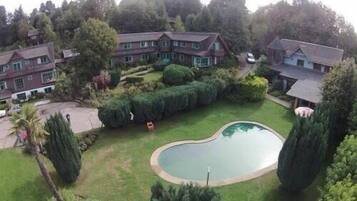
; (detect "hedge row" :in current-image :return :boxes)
[228,75,268,102]
[98,81,218,128]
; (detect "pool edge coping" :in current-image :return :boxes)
[150,121,285,187]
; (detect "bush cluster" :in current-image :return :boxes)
[163,64,194,85]
[228,75,268,102]
[99,81,218,127]
[153,59,170,71]
[98,97,131,128]
[78,133,99,152]
[131,81,217,123]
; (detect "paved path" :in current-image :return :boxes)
[0,101,101,149]
[266,94,291,108]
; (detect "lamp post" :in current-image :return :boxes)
[206,166,211,186]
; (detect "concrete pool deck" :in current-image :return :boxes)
[150,121,285,187]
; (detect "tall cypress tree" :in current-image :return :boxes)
[277,105,329,192]
[45,113,81,184]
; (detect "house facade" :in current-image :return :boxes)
[112,32,230,67]
[267,37,344,108]
[0,43,56,102]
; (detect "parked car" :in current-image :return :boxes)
[0,110,6,118]
[7,104,21,116]
[246,52,256,64]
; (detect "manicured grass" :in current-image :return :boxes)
[0,100,322,201]
[143,71,162,82]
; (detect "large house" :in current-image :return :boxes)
[267,37,344,108]
[112,32,230,67]
[0,43,56,102]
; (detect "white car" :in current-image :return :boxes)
[0,110,6,118]
[246,53,256,64]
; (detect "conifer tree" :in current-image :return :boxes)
[278,105,329,192]
[45,113,81,184]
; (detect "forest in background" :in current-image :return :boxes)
[0,0,356,58]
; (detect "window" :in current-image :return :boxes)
[179,54,185,62]
[17,93,26,100]
[297,59,304,67]
[151,41,157,47]
[195,57,210,67]
[180,42,186,47]
[162,41,170,47]
[0,81,6,91]
[14,78,24,90]
[31,90,38,96]
[42,71,55,83]
[140,41,148,48]
[13,61,22,71]
[140,54,149,61]
[313,63,322,72]
[44,87,52,93]
[213,42,220,50]
[24,60,30,65]
[124,56,133,63]
[0,64,8,73]
[28,75,33,81]
[40,56,49,64]
[192,43,200,50]
[173,41,179,47]
[123,43,132,49]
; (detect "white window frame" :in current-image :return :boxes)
[0,64,9,73]
[13,61,22,71]
[124,56,133,63]
[41,71,55,84]
[123,43,132,49]
[14,78,24,90]
[192,43,200,50]
[0,81,7,91]
[140,41,148,48]
[40,56,49,64]
[213,42,220,50]
[173,41,179,47]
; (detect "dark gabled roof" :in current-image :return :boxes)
[287,80,322,103]
[118,32,163,43]
[0,43,55,66]
[268,38,344,67]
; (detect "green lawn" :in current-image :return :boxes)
[143,71,162,82]
[0,100,322,201]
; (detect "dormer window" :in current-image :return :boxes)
[41,56,49,64]
[192,43,200,50]
[179,42,186,47]
[13,61,22,72]
[173,41,179,47]
[213,42,220,50]
[0,64,9,73]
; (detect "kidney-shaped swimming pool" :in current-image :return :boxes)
[150,121,284,186]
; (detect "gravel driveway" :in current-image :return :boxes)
[0,101,101,149]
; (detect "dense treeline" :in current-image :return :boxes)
[1,0,356,57]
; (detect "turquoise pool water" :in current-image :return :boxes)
[158,122,283,182]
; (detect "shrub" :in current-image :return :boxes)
[131,93,165,123]
[217,56,239,68]
[45,113,81,184]
[150,181,221,201]
[125,76,144,84]
[153,59,170,71]
[163,64,194,85]
[228,75,268,102]
[255,65,278,82]
[98,97,131,128]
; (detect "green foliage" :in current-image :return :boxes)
[47,189,101,201]
[320,134,357,201]
[228,75,268,102]
[322,59,357,144]
[348,102,357,132]
[126,76,144,84]
[73,18,117,81]
[164,0,202,21]
[150,181,221,201]
[174,16,185,32]
[255,65,278,82]
[98,97,131,128]
[163,64,194,85]
[130,81,217,124]
[52,72,75,101]
[45,113,81,184]
[278,105,329,192]
[153,59,170,71]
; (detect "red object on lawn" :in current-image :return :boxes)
[19,130,28,141]
[147,122,155,131]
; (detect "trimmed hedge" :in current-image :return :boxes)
[131,81,217,123]
[163,64,194,85]
[228,75,268,102]
[126,76,144,84]
[98,97,131,128]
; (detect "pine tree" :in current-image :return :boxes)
[45,113,81,184]
[277,105,329,192]
[174,16,185,32]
